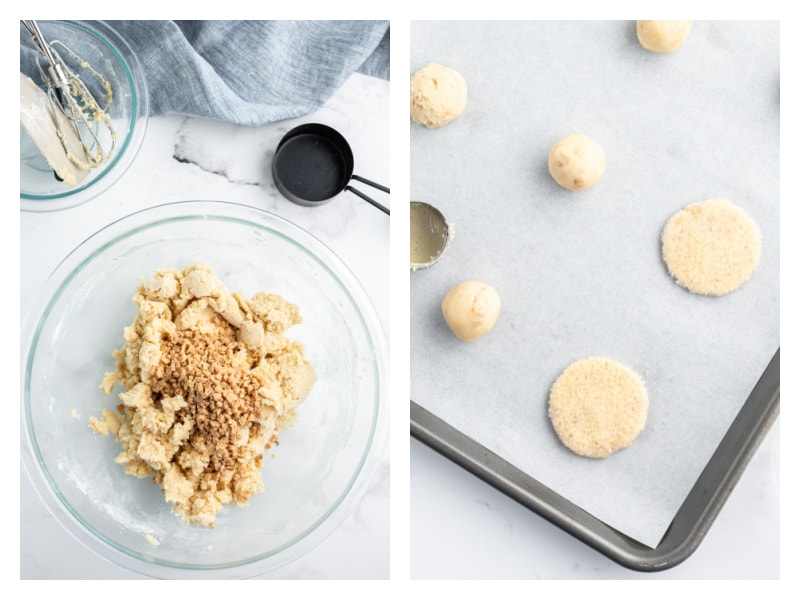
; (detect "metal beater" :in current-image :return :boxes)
[21,19,116,170]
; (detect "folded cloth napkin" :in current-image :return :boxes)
[93,20,389,126]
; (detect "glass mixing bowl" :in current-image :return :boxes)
[20,201,388,577]
[20,20,148,212]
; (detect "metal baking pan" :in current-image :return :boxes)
[410,348,779,571]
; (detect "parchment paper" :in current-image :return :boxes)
[410,20,779,548]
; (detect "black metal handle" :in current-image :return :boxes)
[346,175,390,215]
[345,185,390,215]
[352,174,390,194]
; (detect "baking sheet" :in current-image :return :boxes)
[409,20,779,548]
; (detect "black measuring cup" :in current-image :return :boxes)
[271,123,390,215]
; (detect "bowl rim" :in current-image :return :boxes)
[20,200,388,576]
[20,19,150,212]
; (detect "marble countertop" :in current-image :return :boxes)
[20,72,389,579]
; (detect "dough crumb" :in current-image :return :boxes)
[636,20,692,53]
[441,280,501,342]
[661,198,761,296]
[145,534,160,546]
[93,264,316,527]
[410,63,467,128]
[547,133,606,191]
[88,408,121,437]
[549,357,648,459]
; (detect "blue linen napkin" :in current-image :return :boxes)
[100,20,389,126]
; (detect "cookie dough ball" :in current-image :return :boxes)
[636,20,692,53]
[410,63,467,128]
[441,280,500,342]
[547,133,606,191]
[661,198,762,296]
[549,357,648,459]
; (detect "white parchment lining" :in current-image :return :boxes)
[410,21,779,548]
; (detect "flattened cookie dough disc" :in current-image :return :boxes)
[548,357,648,459]
[410,63,468,128]
[661,198,762,296]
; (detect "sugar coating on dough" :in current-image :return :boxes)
[441,280,501,342]
[636,20,692,53]
[547,133,606,191]
[661,198,762,296]
[410,63,467,128]
[548,357,648,459]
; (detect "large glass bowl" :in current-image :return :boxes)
[20,201,388,577]
[20,20,148,212]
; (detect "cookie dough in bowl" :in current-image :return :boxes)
[661,197,762,296]
[410,63,468,128]
[547,133,606,191]
[20,201,387,577]
[91,264,316,528]
[548,357,648,459]
[636,20,692,53]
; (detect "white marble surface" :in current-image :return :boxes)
[20,72,389,579]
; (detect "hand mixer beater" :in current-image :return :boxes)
[20,20,116,184]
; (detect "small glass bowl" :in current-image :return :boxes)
[20,20,149,212]
[21,201,388,577]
